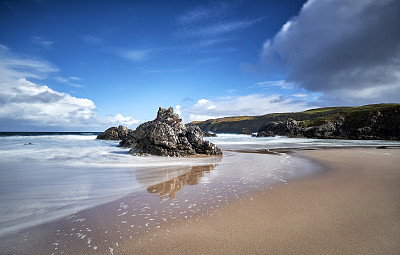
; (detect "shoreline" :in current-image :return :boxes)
[1,148,399,254]
[125,148,400,254]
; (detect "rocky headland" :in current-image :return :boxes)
[257,105,400,140]
[190,104,400,140]
[97,107,222,157]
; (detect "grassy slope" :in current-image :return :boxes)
[189,104,400,133]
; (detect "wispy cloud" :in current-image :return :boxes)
[31,36,54,50]
[192,37,237,48]
[115,48,151,62]
[82,35,103,44]
[54,76,84,88]
[182,18,264,38]
[182,96,194,102]
[174,1,264,56]
[196,57,220,63]
[0,46,58,79]
[144,67,190,74]
[291,93,307,98]
[69,76,81,81]
[253,80,295,90]
[177,1,234,24]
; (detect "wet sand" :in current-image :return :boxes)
[126,148,400,254]
[1,148,399,254]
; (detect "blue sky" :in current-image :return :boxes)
[1,0,399,131]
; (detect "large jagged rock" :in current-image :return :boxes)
[124,107,222,157]
[97,125,134,140]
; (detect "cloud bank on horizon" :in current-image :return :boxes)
[0,0,399,130]
[0,47,138,131]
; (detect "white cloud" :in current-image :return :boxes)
[108,114,140,127]
[0,47,105,130]
[260,0,400,104]
[184,94,315,122]
[0,48,142,131]
[0,78,98,129]
[281,21,292,33]
[175,105,182,116]
[195,99,216,110]
[189,114,220,122]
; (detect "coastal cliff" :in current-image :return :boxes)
[190,104,400,140]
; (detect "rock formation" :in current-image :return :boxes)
[113,107,222,157]
[257,107,400,140]
[191,104,400,140]
[202,131,217,137]
[96,125,134,140]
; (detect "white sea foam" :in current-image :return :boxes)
[0,133,399,237]
[206,133,400,151]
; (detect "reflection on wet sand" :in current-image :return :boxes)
[147,164,218,199]
[135,156,221,200]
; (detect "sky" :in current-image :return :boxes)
[0,0,399,131]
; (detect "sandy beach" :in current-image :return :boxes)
[1,148,399,254]
[125,148,400,254]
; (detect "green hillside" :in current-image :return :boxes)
[189,104,400,134]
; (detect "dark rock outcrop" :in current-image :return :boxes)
[239,128,252,135]
[191,104,400,140]
[97,125,134,140]
[202,131,217,137]
[122,107,222,157]
[257,107,400,140]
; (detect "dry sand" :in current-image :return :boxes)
[126,148,400,254]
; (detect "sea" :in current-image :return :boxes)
[1,132,399,239]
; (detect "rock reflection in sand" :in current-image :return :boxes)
[135,156,221,200]
[147,164,218,199]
